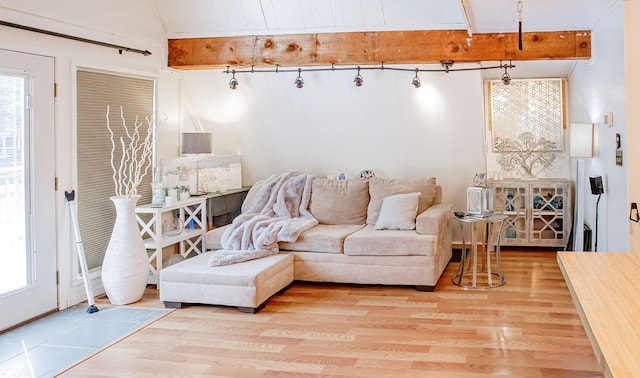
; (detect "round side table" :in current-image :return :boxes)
[452,213,508,289]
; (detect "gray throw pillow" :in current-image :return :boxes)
[309,177,369,225]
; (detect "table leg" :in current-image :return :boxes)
[495,219,506,285]
[206,197,213,230]
[487,222,493,287]
[471,222,477,288]
[454,222,467,285]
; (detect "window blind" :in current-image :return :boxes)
[76,70,154,270]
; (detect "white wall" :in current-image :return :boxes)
[625,0,640,252]
[568,1,627,251]
[4,0,632,311]
[0,1,170,307]
[176,65,487,215]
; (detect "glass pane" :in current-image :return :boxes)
[0,73,27,296]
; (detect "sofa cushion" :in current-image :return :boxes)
[344,225,436,256]
[374,192,420,230]
[367,177,437,225]
[309,177,369,225]
[205,225,229,250]
[279,224,365,253]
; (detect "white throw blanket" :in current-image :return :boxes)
[207,172,318,266]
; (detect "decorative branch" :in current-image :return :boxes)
[105,105,154,197]
[494,132,557,178]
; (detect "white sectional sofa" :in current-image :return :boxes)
[206,175,452,291]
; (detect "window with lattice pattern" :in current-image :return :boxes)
[488,78,565,152]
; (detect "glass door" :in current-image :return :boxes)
[0,49,56,331]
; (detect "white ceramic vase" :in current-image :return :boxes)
[101,195,148,305]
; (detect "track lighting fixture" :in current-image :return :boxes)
[294,68,304,88]
[353,67,363,87]
[228,69,238,89]
[411,68,421,88]
[501,64,512,85]
[223,61,516,89]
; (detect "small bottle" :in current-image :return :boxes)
[179,188,190,201]
[151,182,166,208]
[506,193,514,212]
[166,188,178,206]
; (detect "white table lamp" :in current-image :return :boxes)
[181,132,212,155]
[181,132,212,194]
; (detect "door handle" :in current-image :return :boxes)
[630,203,639,222]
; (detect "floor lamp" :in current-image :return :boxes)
[181,132,212,195]
[570,123,594,252]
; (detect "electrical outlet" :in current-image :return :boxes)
[604,112,614,127]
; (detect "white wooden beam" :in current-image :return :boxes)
[457,0,475,36]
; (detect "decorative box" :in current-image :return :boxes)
[466,186,494,216]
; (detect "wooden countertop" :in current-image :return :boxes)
[557,252,640,378]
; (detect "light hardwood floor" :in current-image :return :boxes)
[59,250,602,377]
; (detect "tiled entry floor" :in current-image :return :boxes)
[0,305,167,377]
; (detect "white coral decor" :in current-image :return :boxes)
[105,105,154,197]
[494,132,557,179]
[102,105,154,305]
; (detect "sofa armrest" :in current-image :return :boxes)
[416,203,452,235]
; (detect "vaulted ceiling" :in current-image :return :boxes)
[152,0,617,38]
[152,0,620,78]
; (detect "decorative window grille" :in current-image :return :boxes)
[488,78,565,152]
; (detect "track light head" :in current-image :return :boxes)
[229,70,238,89]
[354,67,363,87]
[501,65,511,85]
[411,68,421,88]
[440,60,454,73]
[501,72,511,85]
[294,68,304,88]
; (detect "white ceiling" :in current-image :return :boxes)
[152,0,619,38]
[152,0,621,78]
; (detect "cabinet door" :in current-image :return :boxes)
[529,183,567,245]
[209,189,248,228]
[494,184,528,244]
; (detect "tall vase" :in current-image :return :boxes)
[101,195,148,305]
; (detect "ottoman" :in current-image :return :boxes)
[159,252,294,313]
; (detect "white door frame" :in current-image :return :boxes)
[0,49,57,331]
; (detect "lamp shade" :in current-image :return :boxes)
[181,132,212,155]
[569,123,593,158]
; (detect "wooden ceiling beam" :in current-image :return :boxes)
[168,29,591,70]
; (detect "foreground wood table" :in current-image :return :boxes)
[557,252,640,378]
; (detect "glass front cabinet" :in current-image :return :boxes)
[491,179,572,248]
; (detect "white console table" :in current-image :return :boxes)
[135,197,207,284]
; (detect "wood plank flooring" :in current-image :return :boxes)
[58,250,602,377]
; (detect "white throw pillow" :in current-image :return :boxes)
[374,192,420,230]
[366,177,436,225]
